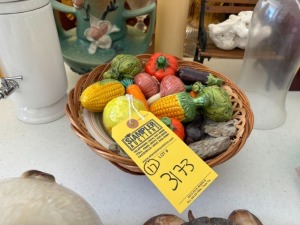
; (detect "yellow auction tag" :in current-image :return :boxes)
[112,111,218,213]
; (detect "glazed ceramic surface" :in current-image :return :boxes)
[51,0,156,74]
[0,170,103,225]
[83,109,114,149]
[0,0,68,124]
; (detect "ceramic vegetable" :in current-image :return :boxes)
[192,82,233,122]
[103,54,142,80]
[176,67,223,86]
[145,52,178,81]
[121,78,149,111]
[147,75,186,105]
[189,90,198,98]
[133,72,160,99]
[184,113,205,145]
[161,117,185,140]
[80,79,125,112]
[150,84,233,123]
[149,92,197,123]
[102,95,147,135]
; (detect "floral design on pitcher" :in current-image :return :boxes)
[81,0,120,54]
[84,15,120,54]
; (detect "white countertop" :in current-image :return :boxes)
[0,64,299,225]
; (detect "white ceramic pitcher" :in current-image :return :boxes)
[0,0,68,124]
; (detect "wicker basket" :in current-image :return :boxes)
[66,54,254,175]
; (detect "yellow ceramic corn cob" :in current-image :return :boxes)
[80,79,125,112]
[150,92,197,123]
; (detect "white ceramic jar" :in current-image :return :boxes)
[0,0,68,124]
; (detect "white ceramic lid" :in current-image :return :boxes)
[0,0,49,14]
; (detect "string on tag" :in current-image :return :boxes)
[125,94,145,123]
[126,94,133,125]
[130,95,145,120]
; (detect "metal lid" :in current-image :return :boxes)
[0,0,49,14]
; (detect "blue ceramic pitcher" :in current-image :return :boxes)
[51,0,156,74]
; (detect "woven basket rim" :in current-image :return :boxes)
[66,54,254,175]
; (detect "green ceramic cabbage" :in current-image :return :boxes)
[103,54,142,80]
[192,82,233,122]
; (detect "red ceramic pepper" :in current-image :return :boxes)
[161,117,185,140]
[145,52,178,81]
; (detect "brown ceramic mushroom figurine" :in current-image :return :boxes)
[144,214,186,225]
[228,209,263,225]
[144,209,263,225]
[182,210,236,225]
